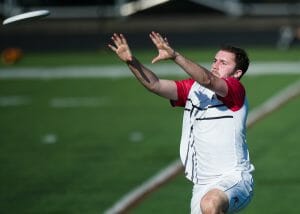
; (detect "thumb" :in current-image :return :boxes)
[151,56,160,64]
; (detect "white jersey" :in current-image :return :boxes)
[172,78,254,184]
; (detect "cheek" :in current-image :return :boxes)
[219,65,231,73]
[223,64,235,72]
[219,66,235,76]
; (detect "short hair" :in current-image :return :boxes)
[220,45,250,78]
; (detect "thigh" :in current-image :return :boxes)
[191,184,211,214]
[215,172,254,213]
[191,172,254,214]
[200,188,229,213]
[191,178,237,214]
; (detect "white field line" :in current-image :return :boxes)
[50,97,109,108]
[103,79,300,214]
[0,96,31,107]
[0,62,300,79]
[0,96,109,108]
[104,159,183,214]
[247,80,300,128]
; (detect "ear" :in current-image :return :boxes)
[233,69,243,79]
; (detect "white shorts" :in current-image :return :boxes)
[191,171,254,214]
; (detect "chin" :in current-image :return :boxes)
[212,72,220,78]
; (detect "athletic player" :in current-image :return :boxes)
[108,31,254,214]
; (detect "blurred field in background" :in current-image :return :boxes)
[0,47,299,213]
[1,1,300,213]
[1,46,300,68]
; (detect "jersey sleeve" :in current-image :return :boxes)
[217,77,245,111]
[170,79,195,107]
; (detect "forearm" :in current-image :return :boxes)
[173,52,214,87]
[172,52,227,96]
[126,57,160,92]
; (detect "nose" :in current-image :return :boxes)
[212,61,219,71]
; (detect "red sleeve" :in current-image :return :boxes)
[171,79,195,107]
[217,77,245,111]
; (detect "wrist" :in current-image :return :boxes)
[171,50,179,60]
[126,55,134,64]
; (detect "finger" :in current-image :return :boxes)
[154,32,164,42]
[151,31,165,45]
[120,34,128,45]
[150,31,157,40]
[151,31,160,41]
[151,56,160,64]
[114,33,122,43]
[149,33,159,46]
[152,31,160,39]
[111,35,119,47]
[112,33,122,46]
[151,58,157,64]
[150,31,156,37]
[164,37,169,45]
[108,44,117,52]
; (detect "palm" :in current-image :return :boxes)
[156,45,171,60]
[108,33,132,62]
[116,44,131,62]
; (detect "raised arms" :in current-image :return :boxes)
[108,33,177,100]
[108,32,229,99]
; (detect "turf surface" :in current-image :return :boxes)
[0,48,299,213]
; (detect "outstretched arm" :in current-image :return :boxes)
[174,52,228,97]
[150,31,228,97]
[108,33,177,100]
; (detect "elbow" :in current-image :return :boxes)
[200,76,213,88]
[202,78,213,87]
[198,74,217,90]
[201,75,228,97]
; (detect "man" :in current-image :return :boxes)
[108,31,254,214]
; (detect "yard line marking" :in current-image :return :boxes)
[0,62,299,79]
[0,96,109,108]
[247,79,300,128]
[0,96,31,107]
[103,79,300,214]
[50,97,109,108]
[104,160,182,214]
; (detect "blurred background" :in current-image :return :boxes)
[0,1,300,214]
[0,0,300,52]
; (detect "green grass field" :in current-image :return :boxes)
[0,47,300,214]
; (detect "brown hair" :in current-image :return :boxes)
[220,45,250,78]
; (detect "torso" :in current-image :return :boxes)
[173,78,254,184]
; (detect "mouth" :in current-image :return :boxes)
[211,70,220,77]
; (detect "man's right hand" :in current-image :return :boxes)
[108,33,133,62]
